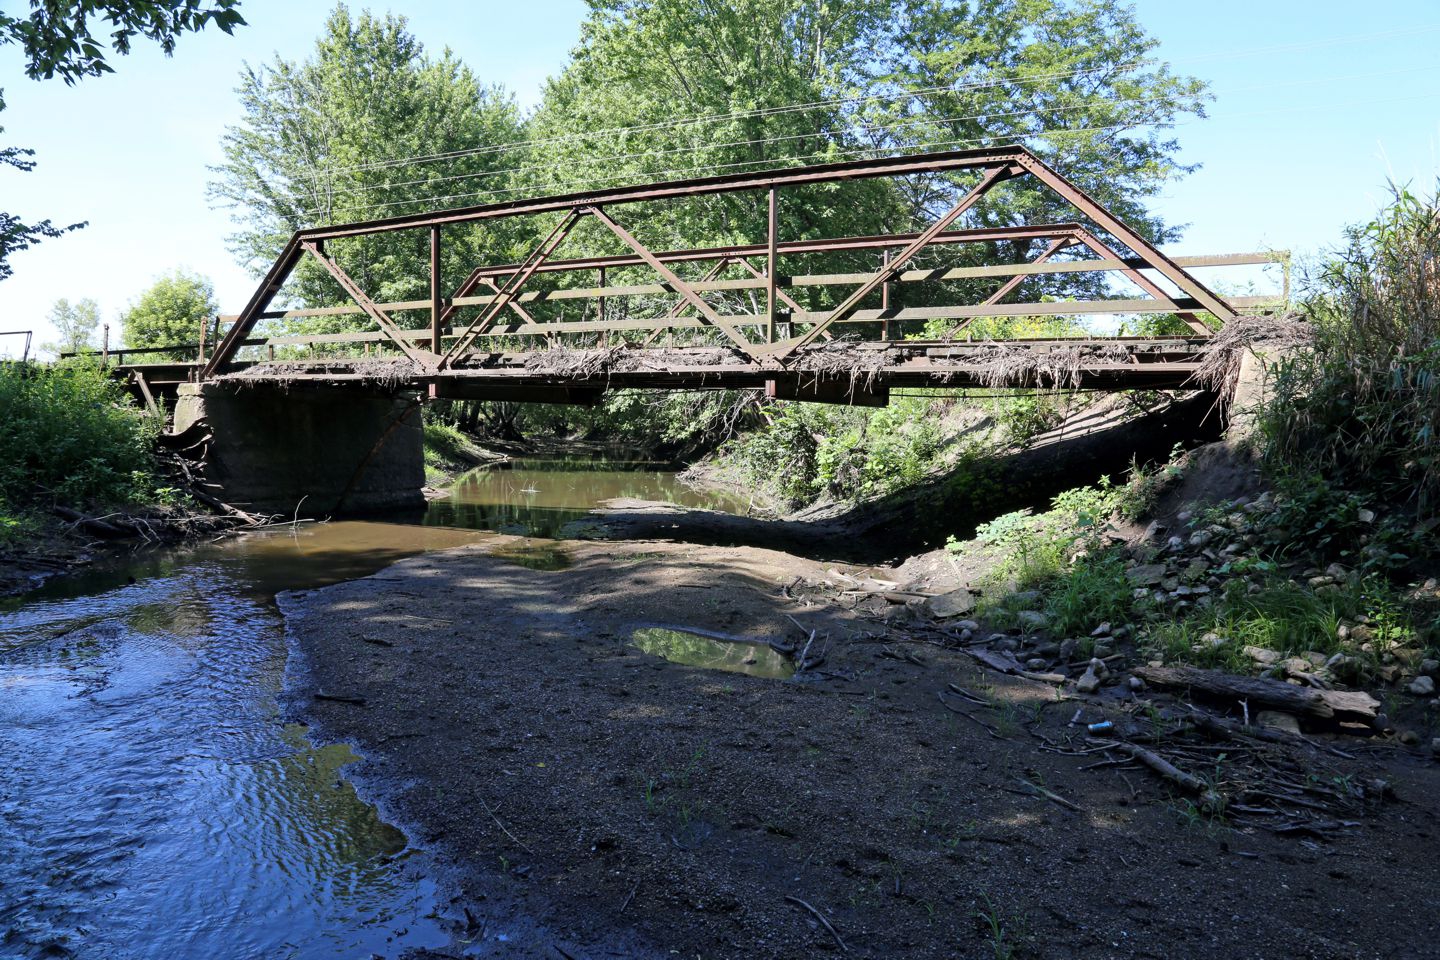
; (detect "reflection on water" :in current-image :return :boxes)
[0,522,484,959]
[631,626,795,679]
[0,457,737,958]
[426,457,755,538]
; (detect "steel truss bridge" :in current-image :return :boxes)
[99,146,1285,406]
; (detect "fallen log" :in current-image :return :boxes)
[1102,740,1224,812]
[1133,666,1379,722]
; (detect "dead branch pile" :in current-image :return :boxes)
[966,341,1133,389]
[789,339,893,390]
[223,358,417,390]
[521,344,751,376]
[1190,313,1315,399]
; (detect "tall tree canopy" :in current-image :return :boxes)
[523,0,1208,303]
[209,4,526,317]
[122,269,217,350]
[1,1,246,282]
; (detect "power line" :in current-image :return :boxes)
[303,86,1438,222]
[293,19,1440,183]
[299,60,1440,210]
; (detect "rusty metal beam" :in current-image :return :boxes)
[302,241,436,369]
[776,162,1023,357]
[1012,153,1236,323]
[585,205,756,356]
[303,146,1031,242]
[440,209,582,367]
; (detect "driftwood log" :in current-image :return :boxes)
[1134,666,1379,722]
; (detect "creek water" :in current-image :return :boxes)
[0,457,746,959]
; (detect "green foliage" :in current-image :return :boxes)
[0,1,245,84]
[0,360,162,507]
[122,269,216,352]
[1260,183,1440,525]
[1042,550,1138,638]
[46,297,101,355]
[722,394,947,508]
[1144,576,1420,671]
[1,1,242,281]
[210,4,525,324]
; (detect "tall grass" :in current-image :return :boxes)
[0,360,161,508]
[1261,184,1440,518]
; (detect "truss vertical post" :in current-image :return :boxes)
[766,187,778,344]
[430,225,443,354]
[881,249,893,340]
[775,162,1021,359]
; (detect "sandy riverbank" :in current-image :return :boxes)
[281,533,1440,960]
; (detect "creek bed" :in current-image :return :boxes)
[0,457,749,959]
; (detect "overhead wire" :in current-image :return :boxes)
[297,59,1440,212]
[294,19,1440,183]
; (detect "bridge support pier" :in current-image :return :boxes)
[174,382,425,517]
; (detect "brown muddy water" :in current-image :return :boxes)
[0,458,750,959]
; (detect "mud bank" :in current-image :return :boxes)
[283,536,1440,960]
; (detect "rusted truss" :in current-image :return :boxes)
[203,145,1245,380]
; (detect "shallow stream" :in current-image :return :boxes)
[0,457,746,959]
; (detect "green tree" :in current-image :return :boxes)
[122,269,217,351]
[1,1,246,282]
[209,4,527,326]
[47,297,101,355]
[527,0,1208,304]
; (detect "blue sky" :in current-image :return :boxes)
[2,0,1438,355]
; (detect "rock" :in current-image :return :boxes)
[926,588,977,619]
[1010,590,1042,608]
[1420,659,1440,678]
[1091,622,1112,637]
[954,619,980,632]
[1431,737,1440,755]
[1127,563,1168,586]
[1112,625,1132,640]
[1255,710,1302,735]
[1092,642,1113,659]
[1076,668,1102,694]
[1325,654,1367,685]
[1089,657,1111,680]
[1243,644,1280,666]
[1058,638,1079,661]
[1279,657,1313,676]
[1325,562,1348,580]
[882,604,912,623]
[1160,576,1180,592]
[1188,530,1213,548]
[1016,610,1049,632]
[1166,536,1185,552]
[1034,642,1060,658]
[995,637,1021,652]
[1378,663,1401,684]
[957,628,974,643]
[1399,729,1421,746]
[1357,508,1376,524]
[1128,676,1145,692]
[1408,675,1436,697]
[1177,510,1192,523]
[1199,632,1226,650]
[1025,658,1049,671]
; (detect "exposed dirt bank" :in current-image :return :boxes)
[283,535,1440,960]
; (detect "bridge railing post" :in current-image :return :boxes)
[766,187,778,344]
[430,225,442,355]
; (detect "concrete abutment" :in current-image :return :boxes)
[174,382,425,517]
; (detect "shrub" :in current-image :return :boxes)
[0,360,161,507]
[1260,184,1440,523]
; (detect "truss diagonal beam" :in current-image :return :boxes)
[775,163,1022,359]
[941,236,1079,341]
[441,209,582,367]
[201,237,304,379]
[1013,154,1235,325]
[1070,229,1211,336]
[585,205,756,356]
[302,242,436,370]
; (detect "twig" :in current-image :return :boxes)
[785,895,848,952]
[620,880,639,914]
[479,796,532,854]
[937,691,1006,739]
[1016,777,1084,813]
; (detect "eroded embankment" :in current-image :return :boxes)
[283,534,1440,960]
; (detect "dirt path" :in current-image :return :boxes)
[282,536,1440,960]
